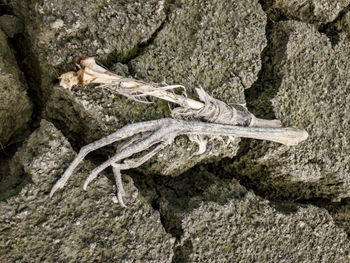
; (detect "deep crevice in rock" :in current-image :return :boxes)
[0,5,41,201]
[172,239,193,263]
[0,3,43,131]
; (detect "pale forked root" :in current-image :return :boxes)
[59,57,282,128]
[52,57,308,206]
[50,118,308,206]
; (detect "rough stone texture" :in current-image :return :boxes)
[265,0,350,27]
[325,199,350,237]
[132,170,350,262]
[0,28,32,147]
[0,15,24,38]
[0,155,28,202]
[326,8,350,41]
[180,191,350,262]
[43,0,267,176]
[4,0,167,104]
[130,0,266,102]
[0,120,174,263]
[2,0,350,261]
[229,21,350,202]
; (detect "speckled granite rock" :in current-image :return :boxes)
[43,0,267,176]
[0,120,174,262]
[0,28,32,146]
[228,21,350,202]
[265,0,350,27]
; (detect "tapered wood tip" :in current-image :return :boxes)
[283,128,309,146]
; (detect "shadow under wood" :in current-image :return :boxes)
[0,155,31,202]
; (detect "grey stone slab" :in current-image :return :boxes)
[180,189,350,262]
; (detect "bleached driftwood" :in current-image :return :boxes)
[50,57,308,207]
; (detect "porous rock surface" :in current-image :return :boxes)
[181,187,350,262]
[229,21,350,202]
[0,120,174,262]
[0,29,32,146]
[132,170,350,262]
[265,0,350,26]
[1,0,350,262]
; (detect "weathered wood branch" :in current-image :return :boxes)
[51,57,309,206]
[59,57,282,128]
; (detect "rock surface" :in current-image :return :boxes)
[132,169,350,262]
[181,191,350,262]
[229,21,350,202]
[265,0,350,26]
[1,0,350,261]
[0,29,32,147]
[130,0,266,101]
[0,120,174,262]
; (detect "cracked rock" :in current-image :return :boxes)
[0,28,32,147]
[134,169,350,262]
[0,120,174,262]
[229,21,350,202]
[180,185,350,262]
[265,0,350,27]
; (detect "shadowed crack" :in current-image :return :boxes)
[129,165,247,261]
[0,3,41,201]
[319,3,350,45]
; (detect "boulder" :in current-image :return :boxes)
[229,21,350,202]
